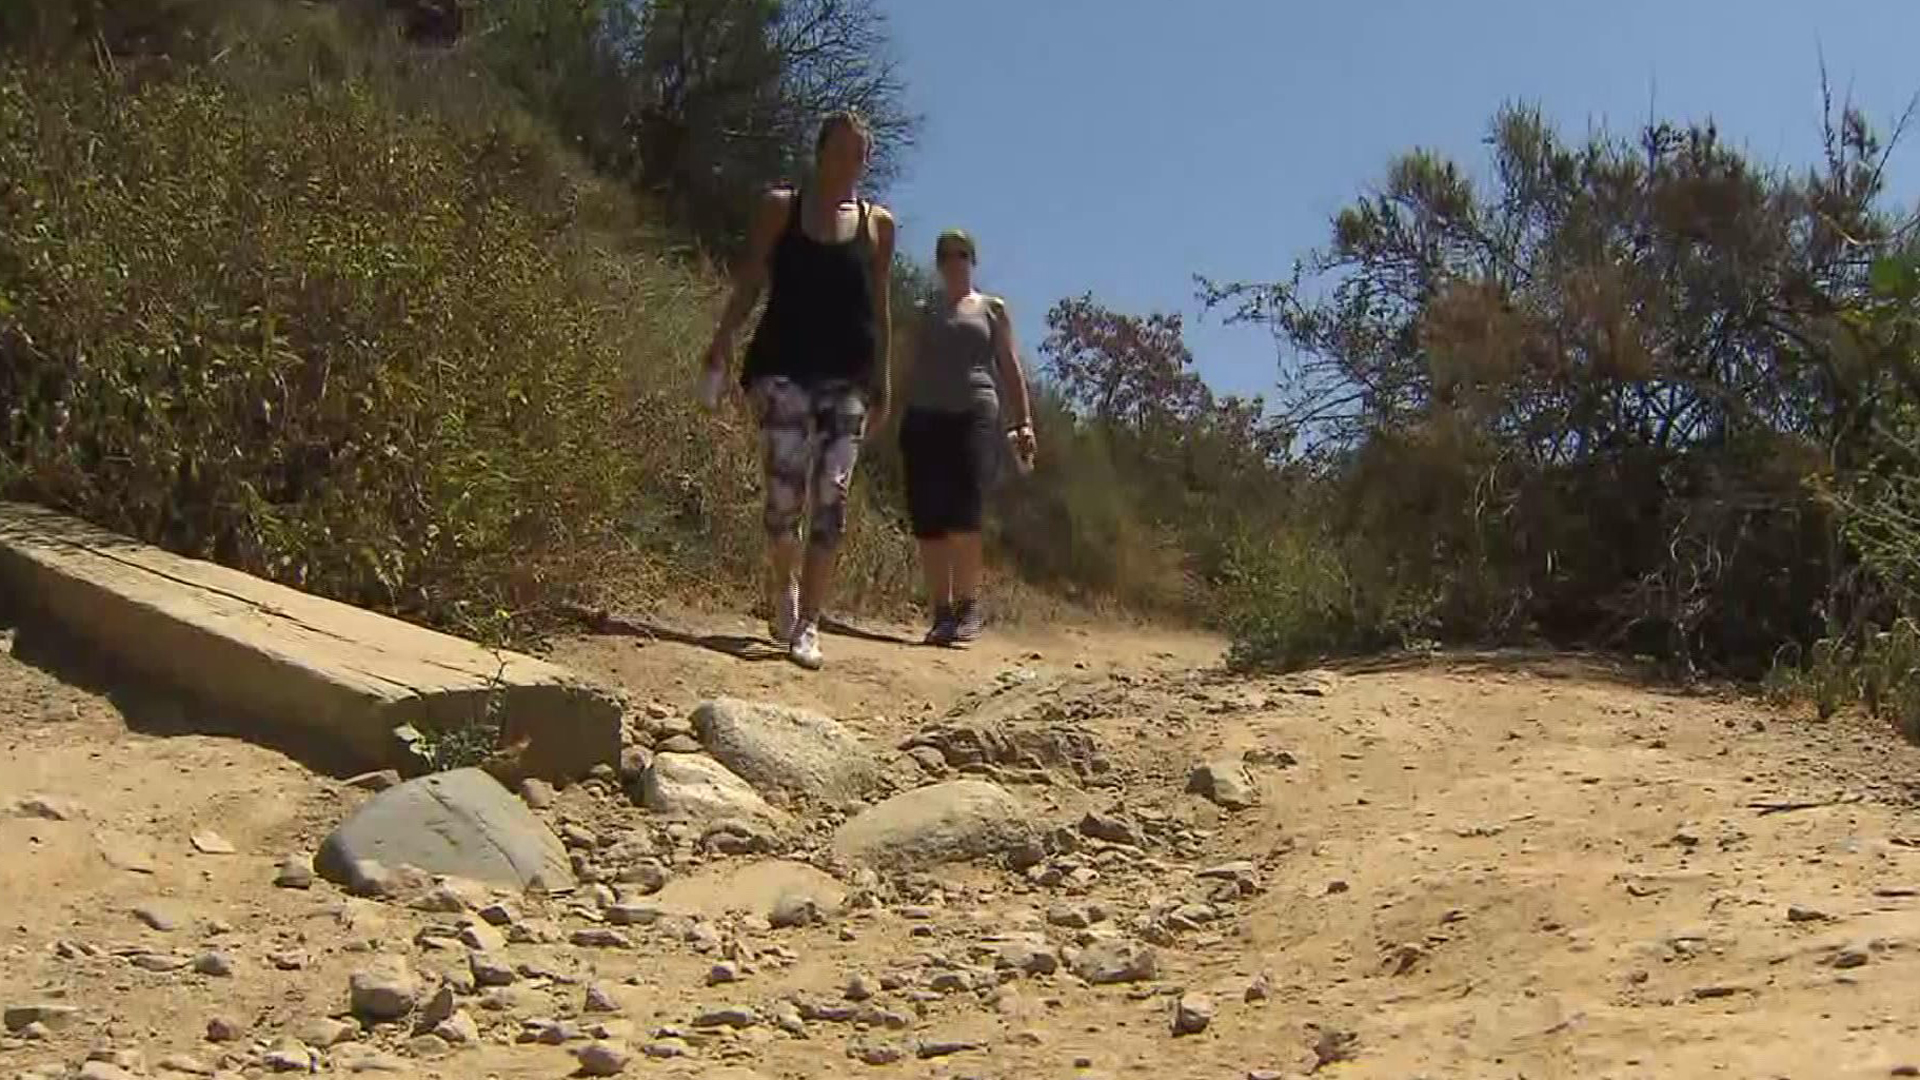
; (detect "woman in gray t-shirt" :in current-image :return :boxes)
[898,229,1037,645]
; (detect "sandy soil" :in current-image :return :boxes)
[4,610,1920,1080]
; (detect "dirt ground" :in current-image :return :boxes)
[4,607,1920,1080]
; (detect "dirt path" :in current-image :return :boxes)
[4,612,1920,1079]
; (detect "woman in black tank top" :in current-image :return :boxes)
[696,111,897,671]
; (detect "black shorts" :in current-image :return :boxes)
[899,405,997,539]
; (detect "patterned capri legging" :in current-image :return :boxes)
[748,376,868,552]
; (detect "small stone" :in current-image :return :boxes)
[657,733,703,754]
[917,1038,982,1058]
[350,956,419,1020]
[844,973,876,1001]
[458,921,506,952]
[619,746,652,781]
[189,831,237,855]
[1831,941,1874,969]
[606,901,660,927]
[413,884,473,914]
[8,794,82,821]
[273,855,315,890]
[1172,993,1214,1036]
[469,951,516,987]
[205,1015,244,1042]
[644,1038,690,1059]
[707,962,742,986]
[1787,905,1831,923]
[269,950,307,970]
[520,779,557,809]
[297,1016,356,1047]
[852,1040,905,1065]
[348,769,403,791]
[769,891,823,929]
[3,1004,77,1033]
[1187,759,1259,810]
[1048,904,1096,929]
[434,1009,481,1046]
[573,1041,632,1076]
[1080,811,1145,847]
[130,951,192,972]
[156,1053,215,1075]
[1245,972,1273,1002]
[572,927,629,948]
[618,860,670,894]
[693,1006,759,1029]
[584,983,622,1014]
[133,902,182,932]
[478,900,520,926]
[192,952,234,977]
[261,1041,315,1072]
[1070,938,1158,985]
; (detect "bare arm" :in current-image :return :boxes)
[987,296,1033,430]
[705,188,792,367]
[868,205,897,420]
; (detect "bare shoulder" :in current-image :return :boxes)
[868,202,897,240]
[984,293,1011,318]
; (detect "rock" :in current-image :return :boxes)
[298,1016,356,1047]
[583,983,621,1014]
[917,1038,982,1059]
[77,1065,138,1080]
[643,1038,690,1059]
[407,1032,452,1058]
[414,883,476,914]
[4,1004,78,1033]
[350,956,419,1020]
[348,770,403,791]
[316,769,575,894]
[1071,938,1157,985]
[192,951,234,977]
[205,1015,244,1042]
[650,859,846,926]
[7,794,82,821]
[574,1041,632,1076]
[274,854,315,890]
[1048,904,1100,929]
[638,754,792,827]
[833,781,1034,869]
[477,899,520,926]
[262,1040,315,1072]
[331,1043,413,1072]
[571,927,629,948]
[994,935,1059,976]
[469,951,516,987]
[1830,940,1874,969]
[618,746,652,782]
[131,951,192,971]
[1080,811,1145,847]
[693,1006,759,1029]
[434,1009,481,1046]
[1172,993,1214,1036]
[1245,972,1273,1002]
[851,1040,905,1065]
[1187,759,1259,809]
[520,779,557,809]
[707,961,742,986]
[770,891,823,929]
[845,973,876,1001]
[133,902,183,931]
[155,1053,214,1075]
[1787,905,1832,923]
[692,698,884,805]
[189,831,237,855]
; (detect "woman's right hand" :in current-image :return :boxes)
[1008,424,1037,473]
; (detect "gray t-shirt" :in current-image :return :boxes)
[906,295,1001,414]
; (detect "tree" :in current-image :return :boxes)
[1200,97,1912,672]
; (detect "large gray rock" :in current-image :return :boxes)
[692,698,882,805]
[638,753,792,828]
[832,780,1032,870]
[316,769,573,893]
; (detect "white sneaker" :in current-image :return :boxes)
[788,619,824,670]
[769,581,800,644]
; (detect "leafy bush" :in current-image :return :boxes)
[0,42,915,642]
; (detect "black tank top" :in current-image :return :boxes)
[741,191,879,389]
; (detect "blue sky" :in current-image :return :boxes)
[878,0,1920,401]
